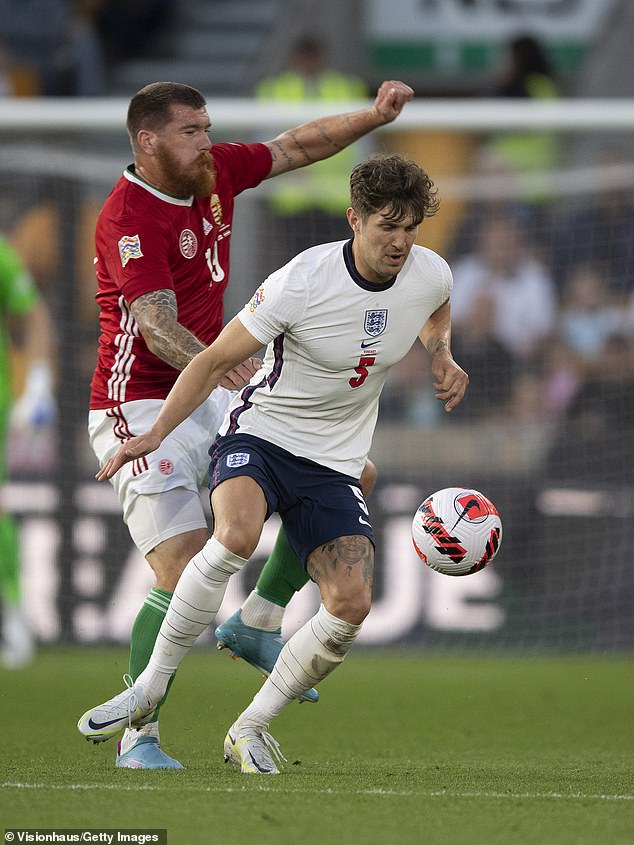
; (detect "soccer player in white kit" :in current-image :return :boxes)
[78,153,469,772]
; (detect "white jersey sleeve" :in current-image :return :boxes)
[238,259,309,346]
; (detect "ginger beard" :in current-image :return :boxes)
[155,144,216,198]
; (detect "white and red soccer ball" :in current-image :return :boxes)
[412,487,502,576]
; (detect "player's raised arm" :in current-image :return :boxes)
[96,317,263,480]
[419,299,469,413]
[264,80,414,177]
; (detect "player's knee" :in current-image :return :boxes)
[154,567,184,592]
[212,521,260,560]
[325,583,372,626]
[146,528,208,590]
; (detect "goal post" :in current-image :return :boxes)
[1,97,632,649]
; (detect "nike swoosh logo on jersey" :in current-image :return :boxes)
[361,339,380,349]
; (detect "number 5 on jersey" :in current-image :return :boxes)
[349,355,376,388]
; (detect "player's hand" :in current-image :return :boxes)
[431,352,469,413]
[218,356,262,390]
[371,81,414,124]
[95,431,162,481]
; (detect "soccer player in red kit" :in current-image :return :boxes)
[87,80,413,769]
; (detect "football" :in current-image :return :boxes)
[412,487,502,576]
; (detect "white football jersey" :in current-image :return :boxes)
[219,239,452,478]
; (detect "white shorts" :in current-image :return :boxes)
[88,390,232,555]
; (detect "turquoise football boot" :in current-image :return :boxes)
[116,736,184,769]
[215,611,319,703]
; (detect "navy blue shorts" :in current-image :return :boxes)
[208,433,374,565]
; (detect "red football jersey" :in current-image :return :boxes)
[90,142,272,408]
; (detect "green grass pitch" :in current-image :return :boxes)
[1,647,632,844]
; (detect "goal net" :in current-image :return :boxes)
[0,97,632,650]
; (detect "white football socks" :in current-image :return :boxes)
[136,536,246,702]
[240,590,284,631]
[239,604,362,728]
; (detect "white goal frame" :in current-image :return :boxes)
[0,97,633,132]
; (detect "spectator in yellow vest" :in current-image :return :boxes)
[485,33,560,206]
[256,36,369,268]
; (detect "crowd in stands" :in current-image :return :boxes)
[0,0,174,95]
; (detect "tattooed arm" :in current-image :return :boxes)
[419,299,469,413]
[130,289,261,388]
[131,289,205,371]
[264,80,414,177]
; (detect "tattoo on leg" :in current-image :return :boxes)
[307,536,374,586]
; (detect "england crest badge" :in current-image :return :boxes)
[364,309,388,337]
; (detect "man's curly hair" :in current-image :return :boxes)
[350,153,440,223]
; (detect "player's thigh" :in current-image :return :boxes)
[306,535,374,625]
[281,467,374,566]
[126,485,210,587]
[210,476,268,559]
[124,484,208,555]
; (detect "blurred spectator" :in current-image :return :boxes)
[49,0,106,96]
[550,158,634,295]
[559,263,624,362]
[95,0,174,62]
[0,0,107,95]
[450,213,558,363]
[546,333,634,482]
[624,291,634,335]
[534,335,582,421]
[256,35,368,268]
[506,371,549,427]
[380,344,442,429]
[484,33,560,208]
[494,33,558,100]
[446,146,541,262]
[446,291,516,420]
[0,0,70,94]
[0,235,56,668]
[0,40,16,96]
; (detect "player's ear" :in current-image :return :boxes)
[347,207,360,233]
[137,129,157,156]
